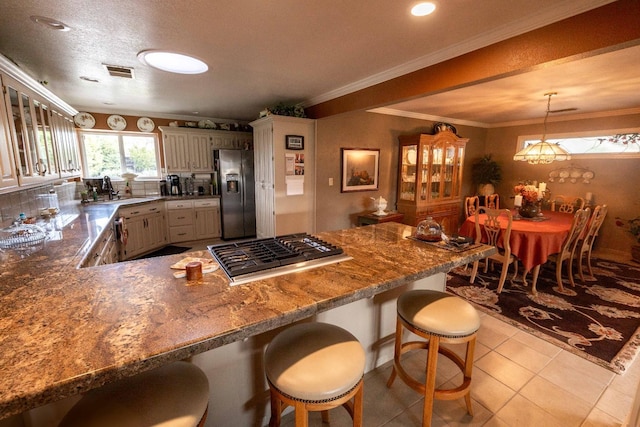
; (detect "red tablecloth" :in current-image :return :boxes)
[458,210,574,272]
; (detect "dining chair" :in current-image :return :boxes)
[470,207,517,293]
[576,204,608,282]
[547,207,591,291]
[551,195,585,213]
[465,196,479,218]
[486,193,500,209]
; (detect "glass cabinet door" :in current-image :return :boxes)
[399,144,417,201]
[443,144,455,197]
[21,92,41,176]
[454,146,464,198]
[431,145,443,200]
[6,86,28,178]
[33,101,57,176]
[419,144,430,200]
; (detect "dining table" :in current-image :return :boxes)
[458,209,576,293]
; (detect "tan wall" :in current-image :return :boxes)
[316,109,640,258]
[314,110,487,232]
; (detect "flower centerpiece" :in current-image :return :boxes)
[514,184,542,218]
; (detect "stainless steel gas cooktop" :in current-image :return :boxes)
[208,233,351,285]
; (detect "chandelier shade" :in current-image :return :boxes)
[513,140,571,164]
[513,92,572,165]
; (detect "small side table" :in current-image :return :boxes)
[357,212,405,226]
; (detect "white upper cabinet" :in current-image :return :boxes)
[0,57,80,191]
[160,127,252,174]
[0,75,18,190]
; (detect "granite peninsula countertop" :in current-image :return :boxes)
[0,202,495,418]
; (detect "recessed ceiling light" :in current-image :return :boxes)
[137,50,208,75]
[411,2,436,16]
[30,15,71,31]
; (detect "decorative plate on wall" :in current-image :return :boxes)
[107,115,127,131]
[137,117,155,132]
[73,112,96,129]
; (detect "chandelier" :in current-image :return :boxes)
[513,92,572,165]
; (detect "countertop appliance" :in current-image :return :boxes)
[208,233,351,285]
[214,149,256,239]
[168,174,181,195]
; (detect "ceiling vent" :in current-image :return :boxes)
[104,64,134,79]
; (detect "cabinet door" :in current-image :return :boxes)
[253,124,275,238]
[144,212,167,251]
[189,133,214,172]
[0,76,18,190]
[399,144,418,202]
[195,207,220,239]
[33,101,58,178]
[3,80,46,185]
[163,132,190,172]
[51,110,81,176]
[123,216,145,259]
[212,133,236,150]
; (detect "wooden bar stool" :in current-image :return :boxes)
[386,290,480,426]
[264,322,365,427]
[58,361,209,427]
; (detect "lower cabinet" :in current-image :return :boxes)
[167,199,221,244]
[167,200,196,243]
[194,199,221,240]
[120,201,167,260]
[81,227,118,267]
[410,201,461,236]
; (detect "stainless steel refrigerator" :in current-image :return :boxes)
[214,149,256,239]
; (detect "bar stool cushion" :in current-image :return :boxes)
[58,361,209,427]
[398,290,480,337]
[265,322,365,402]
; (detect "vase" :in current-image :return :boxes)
[519,201,540,218]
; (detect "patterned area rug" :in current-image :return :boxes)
[447,258,640,374]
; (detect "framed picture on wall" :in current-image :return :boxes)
[341,148,380,192]
[286,135,304,150]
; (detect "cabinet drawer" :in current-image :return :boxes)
[168,210,194,226]
[169,226,195,243]
[120,206,145,218]
[193,199,219,208]
[166,200,194,210]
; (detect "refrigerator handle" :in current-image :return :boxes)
[239,157,245,205]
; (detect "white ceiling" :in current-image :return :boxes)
[0,0,637,125]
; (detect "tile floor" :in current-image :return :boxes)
[190,240,638,426]
[278,311,639,426]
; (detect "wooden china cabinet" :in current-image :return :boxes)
[397,130,468,233]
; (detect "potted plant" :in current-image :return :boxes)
[615,216,640,262]
[471,154,502,196]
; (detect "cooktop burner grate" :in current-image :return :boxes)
[208,233,346,282]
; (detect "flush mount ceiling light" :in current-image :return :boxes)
[30,15,71,31]
[411,2,436,16]
[513,92,572,165]
[137,50,208,74]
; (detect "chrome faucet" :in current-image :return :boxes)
[102,176,119,200]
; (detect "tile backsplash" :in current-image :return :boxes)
[0,182,76,224]
[0,175,216,224]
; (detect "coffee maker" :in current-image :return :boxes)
[167,174,181,195]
